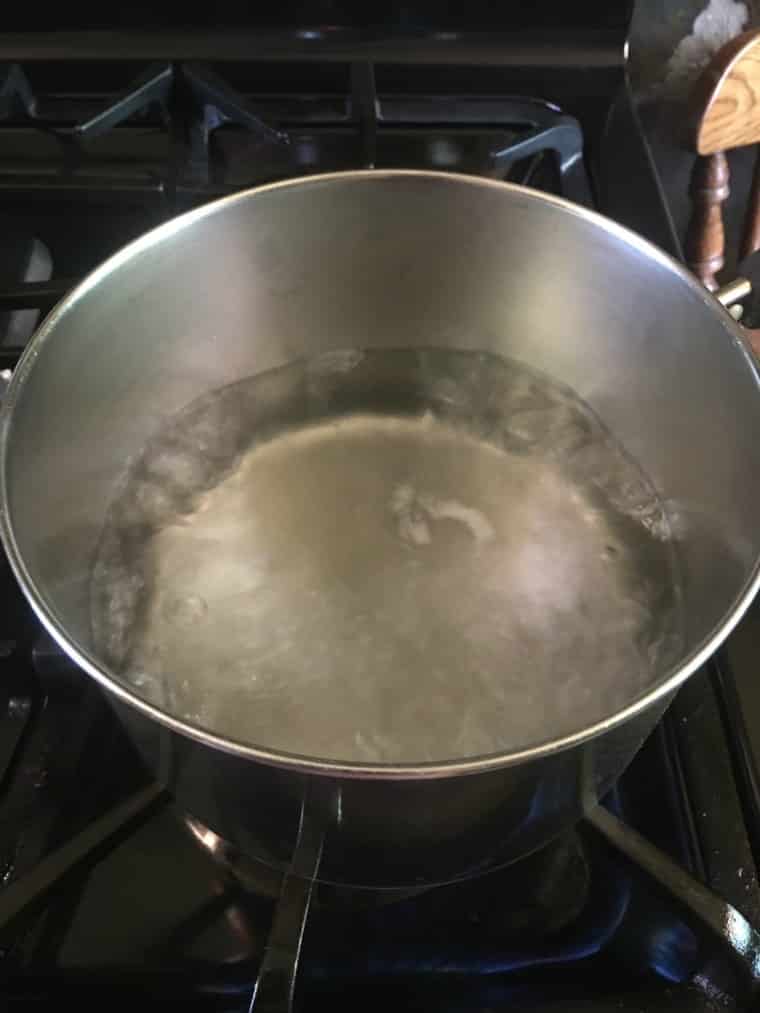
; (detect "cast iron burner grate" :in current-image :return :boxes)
[0,58,592,349]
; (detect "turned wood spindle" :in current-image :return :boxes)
[684,29,760,354]
[685,151,730,291]
[741,146,760,260]
[685,29,760,299]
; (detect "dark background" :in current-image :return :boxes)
[0,3,633,31]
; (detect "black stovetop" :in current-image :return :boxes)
[2,15,760,1011]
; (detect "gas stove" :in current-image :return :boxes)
[2,9,760,1011]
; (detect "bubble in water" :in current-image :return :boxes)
[390,483,497,549]
[161,594,208,626]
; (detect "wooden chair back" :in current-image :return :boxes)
[686,29,760,291]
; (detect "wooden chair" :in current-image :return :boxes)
[686,29,760,293]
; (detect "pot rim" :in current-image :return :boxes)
[2,168,759,780]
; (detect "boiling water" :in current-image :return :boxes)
[90,348,683,763]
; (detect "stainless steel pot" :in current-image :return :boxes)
[2,170,760,888]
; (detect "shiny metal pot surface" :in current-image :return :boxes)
[2,171,760,887]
